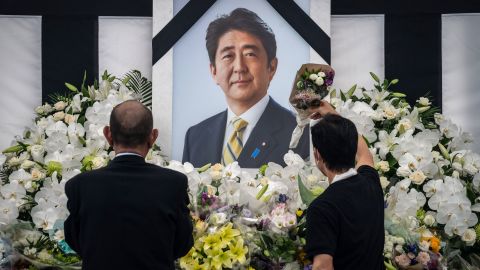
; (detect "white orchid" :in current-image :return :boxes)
[0,199,19,227]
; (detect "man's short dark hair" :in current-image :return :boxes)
[109,100,153,147]
[206,8,277,66]
[311,114,358,172]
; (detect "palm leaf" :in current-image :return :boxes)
[119,70,152,108]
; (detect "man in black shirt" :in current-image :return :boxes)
[306,101,385,270]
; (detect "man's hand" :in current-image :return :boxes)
[307,100,337,120]
[312,254,334,270]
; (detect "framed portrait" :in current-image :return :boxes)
[152,0,330,166]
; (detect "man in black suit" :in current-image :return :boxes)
[64,100,193,270]
[182,8,309,168]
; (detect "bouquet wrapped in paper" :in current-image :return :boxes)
[288,64,335,148]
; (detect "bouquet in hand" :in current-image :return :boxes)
[288,64,335,148]
[289,63,335,117]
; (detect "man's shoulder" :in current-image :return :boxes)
[265,98,296,121]
[187,110,226,133]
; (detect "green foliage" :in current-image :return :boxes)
[120,70,152,108]
[297,175,318,206]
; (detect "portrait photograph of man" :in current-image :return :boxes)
[170,0,313,167]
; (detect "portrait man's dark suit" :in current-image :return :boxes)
[64,155,193,270]
[183,97,309,167]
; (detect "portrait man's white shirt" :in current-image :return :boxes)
[222,94,270,151]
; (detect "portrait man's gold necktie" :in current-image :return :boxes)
[222,117,248,165]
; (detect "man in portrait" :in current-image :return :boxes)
[182,8,309,168]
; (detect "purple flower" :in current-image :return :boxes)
[278,194,288,203]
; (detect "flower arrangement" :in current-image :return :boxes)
[290,64,335,111]
[0,70,164,268]
[1,70,479,269]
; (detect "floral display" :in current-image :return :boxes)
[0,70,164,269]
[290,64,335,111]
[1,71,479,269]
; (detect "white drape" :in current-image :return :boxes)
[98,17,153,80]
[331,15,385,92]
[0,16,42,151]
[442,14,480,153]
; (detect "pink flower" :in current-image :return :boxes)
[416,251,431,266]
[395,254,411,268]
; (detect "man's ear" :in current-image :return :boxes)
[313,148,322,163]
[268,57,278,81]
[209,63,218,85]
[103,126,114,146]
[148,129,159,149]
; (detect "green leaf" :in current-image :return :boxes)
[370,72,380,83]
[346,84,357,98]
[2,144,24,153]
[297,175,318,206]
[197,163,211,173]
[119,70,152,108]
[340,90,347,102]
[390,79,399,85]
[64,83,78,92]
[256,184,269,200]
[391,92,406,98]
[259,164,268,176]
[330,89,337,99]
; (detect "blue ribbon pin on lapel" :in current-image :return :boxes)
[251,142,266,159]
[251,148,260,159]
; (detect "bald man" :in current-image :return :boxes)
[64,100,193,270]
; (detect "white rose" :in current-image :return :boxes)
[315,76,324,86]
[417,97,431,106]
[8,157,22,166]
[317,71,326,77]
[461,228,477,246]
[380,176,390,189]
[409,170,427,185]
[210,213,227,225]
[423,214,435,226]
[31,168,45,181]
[64,114,77,125]
[309,73,318,81]
[34,106,45,114]
[209,170,222,181]
[53,111,65,121]
[376,161,390,172]
[54,101,67,111]
[30,145,45,162]
[92,157,106,169]
[394,244,404,253]
[20,160,35,169]
[211,163,224,172]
